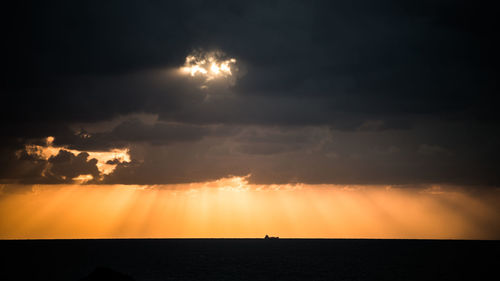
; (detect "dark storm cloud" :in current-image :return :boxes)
[1,0,499,186]
[55,118,212,151]
[0,146,47,184]
[0,145,102,185]
[45,150,100,183]
[4,0,498,125]
[98,121,499,186]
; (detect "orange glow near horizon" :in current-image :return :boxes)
[1,176,499,240]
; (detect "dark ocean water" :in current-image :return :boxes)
[1,239,498,281]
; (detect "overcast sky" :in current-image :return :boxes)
[1,0,499,186]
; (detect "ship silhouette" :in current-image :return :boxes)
[264,234,279,240]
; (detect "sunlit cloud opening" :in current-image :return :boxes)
[21,136,131,181]
[72,174,94,184]
[179,50,238,87]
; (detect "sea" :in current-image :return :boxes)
[1,239,498,281]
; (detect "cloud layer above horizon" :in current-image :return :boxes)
[1,0,499,187]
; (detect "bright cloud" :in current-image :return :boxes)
[180,50,238,87]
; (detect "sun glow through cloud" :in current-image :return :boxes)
[1,176,499,239]
[180,50,237,86]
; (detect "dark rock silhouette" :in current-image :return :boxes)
[79,267,136,281]
[264,234,279,239]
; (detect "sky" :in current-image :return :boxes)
[1,0,499,239]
